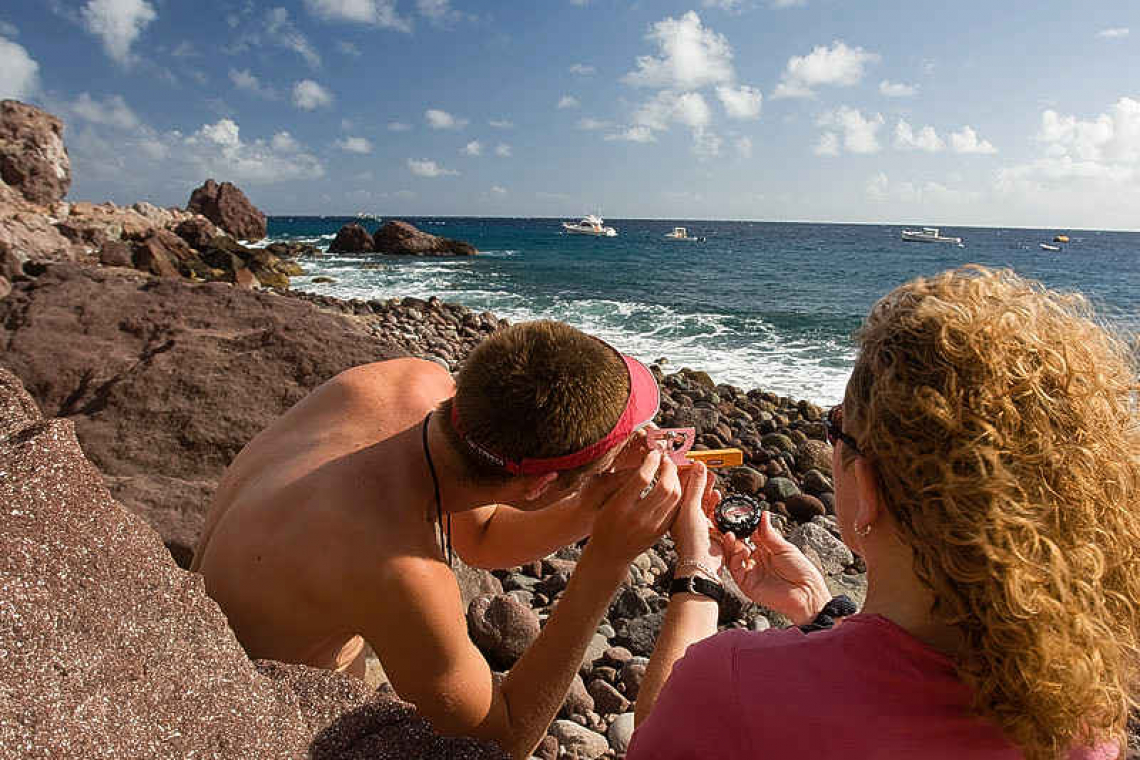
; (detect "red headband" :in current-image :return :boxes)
[449,352,660,476]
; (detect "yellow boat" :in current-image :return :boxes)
[1053,234,1070,243]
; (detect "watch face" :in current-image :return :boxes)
[714,494,763,538]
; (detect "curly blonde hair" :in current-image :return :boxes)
[845,266,1140,759]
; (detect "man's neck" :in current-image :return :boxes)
[422,412,518,517]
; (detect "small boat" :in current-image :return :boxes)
[901,227,963,244]
[1053,234,1070,243]
[663,227,704,242]
[1039,242,1062,252]
[562,214,617,237]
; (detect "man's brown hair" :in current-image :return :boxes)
[441,320,631,485]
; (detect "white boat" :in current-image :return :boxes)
[562,214,617,237]
[1039,242,1062,252]
[901,227,963,244]
[663,226,704,242]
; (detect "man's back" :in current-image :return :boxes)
[191,358,454,670]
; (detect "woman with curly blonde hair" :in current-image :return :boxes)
[628,266,1140,759]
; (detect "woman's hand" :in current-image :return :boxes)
[722,511,831,626]
[670,463,725,576]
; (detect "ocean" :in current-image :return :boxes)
[262,217,1140,406]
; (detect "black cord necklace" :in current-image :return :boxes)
[421,412,452,566]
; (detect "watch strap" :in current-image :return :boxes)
[668,574,724,603]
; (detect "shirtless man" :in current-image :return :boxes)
[191,320,708,759]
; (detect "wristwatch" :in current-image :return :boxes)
[668,574,724,603]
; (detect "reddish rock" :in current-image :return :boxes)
[329,223,376,253]
[187,178,267,241]
[373,220,477,257]
[0,366,507,760]
[467,593,541,669]
[234,265,257,289]
[174,216,221,249]
[98,240,133,267]
[0,100,70,205]
[0,274,10,300]
[132,228,191,278]
[0,264,403,565]
[0,182,80,266]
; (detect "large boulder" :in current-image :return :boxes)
[0,263,404,565]
[0,182,80,269]
[0,366,507,760]
[187,179,267,241]
[373,220,477,257]
[329,223,376,253]
[0,100,70,205]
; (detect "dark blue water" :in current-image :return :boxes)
[262,217,1140,405]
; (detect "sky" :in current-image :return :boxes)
[2,1,1139,230]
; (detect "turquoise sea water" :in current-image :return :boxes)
[263,217,1140,405]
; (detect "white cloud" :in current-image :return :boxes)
[894,119,944,152]
[271,132,300,152]
[606,126,657,143]
[426,108,468,129]
[817,106,883,153]
[867,172,981,205]
[865,171,889,200]
[771,0,806,6]
[265,8,321,68]
[494,143,512,157]
[772,40,879,99]
[337,40,362,56]
[1097,28,1129,39]
[337,136,373,154]
[558,95,581,109]
[734,135,753,158]
[70,93,140,130]
[489,119,513,128]
[0,21,18,37]
[292,79,333,110]
[950,125,997,154]
[716,84,762,119]
[170,40,196,58]
[624,11,735,91]
[814,131,839,156]
[388,121,411,131]
[408,158,459,177]
[81,0,157,65]
[229,68,277,99]
[569,63,596,75]
[0,37,40,101]
[302,0,410,32]
[702,0,745,10]
[879,80,917,97]
[490,185,506,195]
[463,140,483,156]
[577,117,611,130]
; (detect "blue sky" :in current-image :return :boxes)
[2,1,1139,229]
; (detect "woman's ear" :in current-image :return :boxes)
[522,471,559,501]
[853,457,886,534]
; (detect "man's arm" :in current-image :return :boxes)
[361,450,683,759]
[448,497,595,569]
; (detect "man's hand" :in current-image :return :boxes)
[585,448,682,566]
[722,511,830,626]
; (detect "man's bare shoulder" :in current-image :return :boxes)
[329,357,454,407]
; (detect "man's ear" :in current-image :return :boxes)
[522,471,559,501]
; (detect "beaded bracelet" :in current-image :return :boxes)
[674,559,720,581]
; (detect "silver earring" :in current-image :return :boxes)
[855,523,872,538]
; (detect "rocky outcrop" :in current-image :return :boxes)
[0,264,406,565]
[187,178,267,241]
[0,366,507,759]
[373,220,478,257]
[329,222,375,253]
[0,99,70,205]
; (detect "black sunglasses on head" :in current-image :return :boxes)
[826,404,863,457]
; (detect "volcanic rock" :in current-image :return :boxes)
[548,721,608,760]
[174,216,222,249]
[467,593,541,669]
[330,223,376,253]
[187,178,267,240]
[0,263,403,565]
[0,367,507,760]
[0,100,70,205]
[0,182,80,268]
[373,220,477,257]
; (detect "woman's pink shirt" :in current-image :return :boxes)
[627,614,1117,759]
